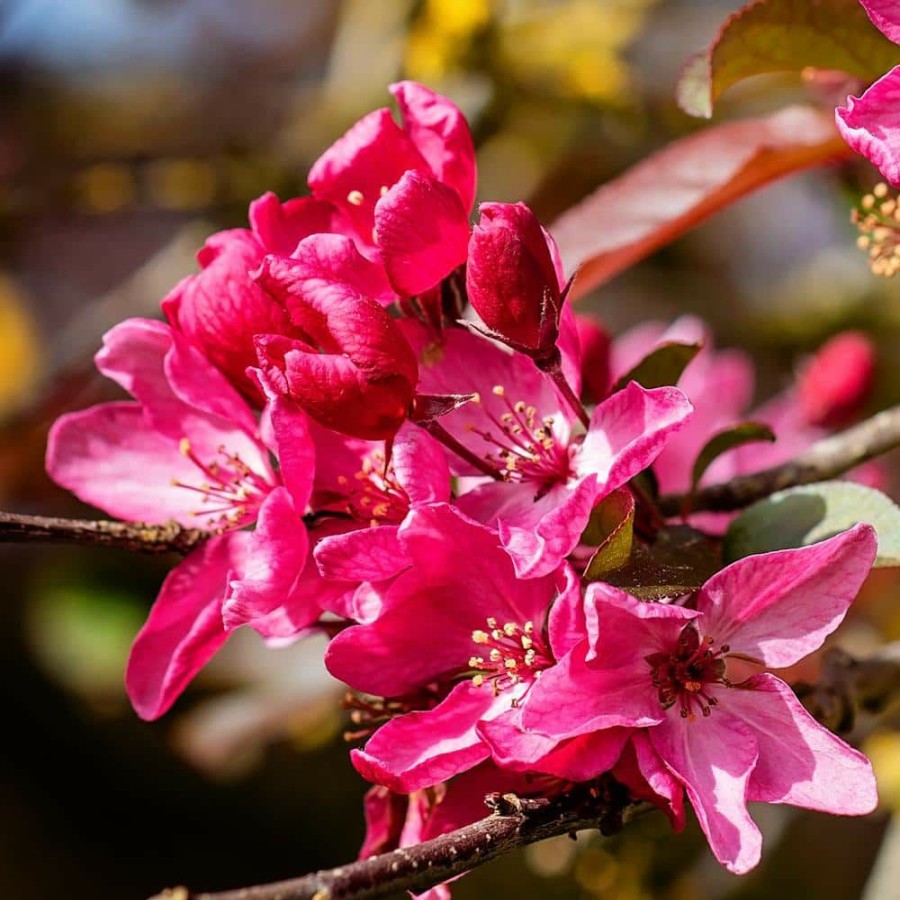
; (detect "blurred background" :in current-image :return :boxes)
[3,0,900,897]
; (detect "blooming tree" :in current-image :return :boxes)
[10,10,900,897]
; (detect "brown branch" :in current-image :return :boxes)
[0,511,207,555]
[659,403,900,516]
[153,787,647,900]
[151,643,900,900]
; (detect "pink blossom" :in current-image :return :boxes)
[308,82,475,296]
[164,192,345,397]
[255,256,419,440]
[405,323,693,577]
[836,3,900,184]
[484,525,878,873]
[325,503,583,792]
[46,318,319,718]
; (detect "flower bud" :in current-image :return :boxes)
[575,314,612,403]
[798,331,875,428]
[466,202,562,355]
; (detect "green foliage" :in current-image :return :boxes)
[723,481,900,566]
[677,0,900,118]
[612,342,700,393]
[583,489,635,581]
[690,422,776,491]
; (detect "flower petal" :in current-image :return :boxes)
[375,170,470,296]
[696,524,876,668]
[390,81,477,213]
[837,66,900,186]
[728,674,877,815]
[649,711,762,874]
[351,681,494,792]
[125,533,247,720]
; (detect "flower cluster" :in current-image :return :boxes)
[47,81,879,889]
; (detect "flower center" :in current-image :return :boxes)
[646,623,731,721]
[173,438,272,530]
[332,450,410,524]
[468,617,551,704]
[853,182,900,278]
[467,385,571,489]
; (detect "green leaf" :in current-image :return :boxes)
[583,489,635,581]
[605,526,722,601]
[691,421,776,491]
[612,342,700,393]
[723,481,900,566]
[554,107,851,301]
[677,0,900,119]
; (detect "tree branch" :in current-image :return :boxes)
[0,512,207,555]
[659,403,900,516]
[153,787,647,900]
[152,643,900,900]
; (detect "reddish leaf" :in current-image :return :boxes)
[553,106,852,301]
[677,0,900,119]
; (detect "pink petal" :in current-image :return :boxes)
[576,382,694,491]
[222,487,309,631]
[125,533,247,720]
[267,396,315,511]
[351,681,494,792]
[391,422,451,505]
[859,0,900,43]
[314,524,408,583]
[264,234,395,309]
[308,107,428,240]
[390,81,477,213]
[46,403,218,526]
[481,708,629,781]
[583,582,698,666]
[494,478,603,578]
[728,674,877,815]
[837,65,900,186]
[248,191,344,256]
[546,562,587,658]
[696,524,877,668]
[650,710,762,874]
[375,170,470,296]
[519,643,665,737]
[614,733,686,830]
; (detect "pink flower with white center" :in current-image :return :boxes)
[405,323,693,577]
[46,318,318,719]
[836,1,900,185]
[325,503,583,792]
[483,525,878,874]
[308,81,475,296]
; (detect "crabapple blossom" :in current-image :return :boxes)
[482,525,878,873]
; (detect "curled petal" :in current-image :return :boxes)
[375,170,470,296]
[351,682,494,792]
[248,191,345,256]
[391,81,477,213]
[837,65,900,186]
